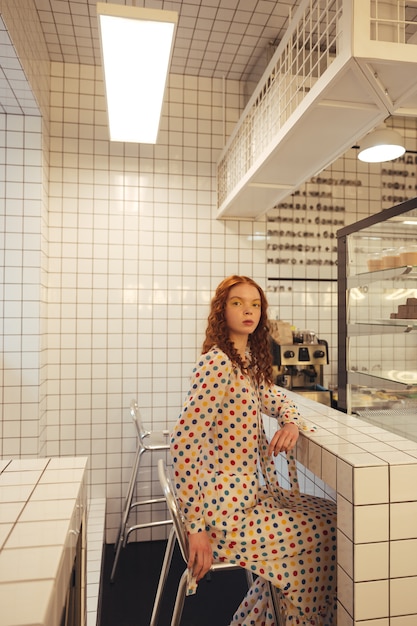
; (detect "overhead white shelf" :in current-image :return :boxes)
[217,0,417,220]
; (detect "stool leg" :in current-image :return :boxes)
[245,569,255,587]
[268,581,285,626]
[110,444,145,582]
[149,526,176,626]
[171,568,188,626]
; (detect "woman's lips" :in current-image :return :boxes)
[243,320,254,326]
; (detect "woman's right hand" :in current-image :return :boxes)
[188,530,213,581]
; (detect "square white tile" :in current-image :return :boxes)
[337,495,353,540]
[354,504,389,543]
[353,466,389,505]
[390,576,417,615]
[354,541,389,581]
[390,464,417,502]
[390,502,417,540]
[390,539,417,577]
[354,580,389,620]
[336,459,353,502]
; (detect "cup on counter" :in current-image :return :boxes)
[302,330,317,344]
[399,244,417,266]
[381,247,401,269]
[292,330,317,344]
[293,331,303,343]
[367,252,383,271]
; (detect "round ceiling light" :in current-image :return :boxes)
[358,128,406,163]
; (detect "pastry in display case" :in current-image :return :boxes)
[337,197,417,438]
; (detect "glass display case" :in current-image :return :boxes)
[337,197,417,433]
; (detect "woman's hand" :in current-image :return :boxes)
[268,422,299,456]
[188,530,213,581]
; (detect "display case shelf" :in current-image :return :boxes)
[347,320,417,335]
[347,265,415,288]
[348,369,417,390]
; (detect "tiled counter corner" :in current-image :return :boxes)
[265,391,417,626]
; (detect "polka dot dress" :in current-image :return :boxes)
[171,348,337,625]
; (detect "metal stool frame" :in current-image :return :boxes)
[110,399,171,582]
[151,459,284,626]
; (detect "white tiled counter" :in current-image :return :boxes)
[266,391,417,626]
[0,457,88,626]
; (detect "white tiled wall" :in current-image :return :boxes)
[0,0,50,122]
[0,113,45,459]
[1,61,417,543]
[45,59,373,539]
[1,0,417,552]
[46,61,274,539]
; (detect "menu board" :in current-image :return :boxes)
[266,178,349,280]
[266,149,417,281]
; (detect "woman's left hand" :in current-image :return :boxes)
[268,422,299,456]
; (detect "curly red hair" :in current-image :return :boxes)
[202,275,273,386]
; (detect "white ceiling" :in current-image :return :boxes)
[2,1,417,220]
[1,0,302,114]
[34,0,301,81]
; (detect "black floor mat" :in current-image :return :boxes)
[100,540,249,626]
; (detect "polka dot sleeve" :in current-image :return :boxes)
[259,383,314,431]
[170,350,233,534]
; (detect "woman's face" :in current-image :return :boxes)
[225,283,262,342]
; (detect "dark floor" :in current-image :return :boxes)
[100,540,248,626]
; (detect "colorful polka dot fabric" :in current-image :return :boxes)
[171,348,337,625]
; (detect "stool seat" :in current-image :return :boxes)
[142,431,172,448]
[110,399,171,583]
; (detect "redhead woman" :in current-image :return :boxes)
[170,276,336,625]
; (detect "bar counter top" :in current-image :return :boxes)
[0,456,88,626]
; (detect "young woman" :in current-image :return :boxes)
[170,276,336,625]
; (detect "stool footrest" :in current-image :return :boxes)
[129,496,166,510]
[125,519,172,543]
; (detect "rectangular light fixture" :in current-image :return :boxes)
[97,3,177,144]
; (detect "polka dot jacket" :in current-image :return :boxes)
[170,348,337,625]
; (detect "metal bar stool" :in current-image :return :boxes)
[150,459,284,626]
[110,399,172,583]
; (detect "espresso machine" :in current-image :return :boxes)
[271,332,332,406]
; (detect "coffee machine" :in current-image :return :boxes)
[271,333,332,406]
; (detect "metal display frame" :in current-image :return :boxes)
[337,195,417,413]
